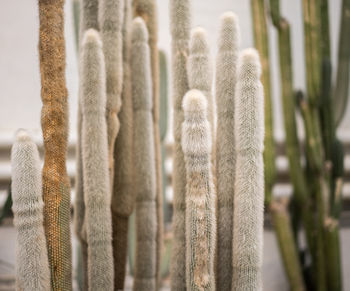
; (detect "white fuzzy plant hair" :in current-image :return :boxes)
[80,28,114,291]
[131,17,157,291]
[215,11,240,291]
[99,0,124,187]
[182,89,216,291]
[232,48,265,291]
[188,27,214,140]
[11,130,50,291]
[169,0,191,289]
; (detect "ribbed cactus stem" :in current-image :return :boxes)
[131,17,157,291]
[111,0,134,289]
[232,49,264,291]
[169,0,191,289]
[38,0,72,289]
[215,11,239,291]
[100,0,124,187]
[11,130,50,291]
[132,1,163,286]
[188,27,214,140]
[80,29,114,291]
[182,89,216,291]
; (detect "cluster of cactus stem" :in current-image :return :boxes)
[251,0,350,290]
[11,0,279,290]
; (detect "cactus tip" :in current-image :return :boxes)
[220,11,238,24]
[190,27,209,53]
[83,28,102,47]
[15,129,31,143]
[239,48,261,77]
[182,89,207,113]
[132,17,148,42]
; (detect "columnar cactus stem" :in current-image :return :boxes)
[38,0,72,289]
[215,12,239,291]
[188,27,214,141]
[111,0,134,289]
[131,17,157,291]
[80,29,114,291]
[169,0,191,289]
[100,0,124,187]
[232,49,264,291]
[133,1,163,286]
[74,1,100,289]
[182,89,216,291]
[11,130,50,291]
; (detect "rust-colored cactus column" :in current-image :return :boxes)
[38,0,72,289]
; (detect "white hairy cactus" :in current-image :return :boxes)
[11,130,50,291]
[232,48,265,291]
[99,0,124,185]
[182,89,216,291]
[188,27,214,139]
[131,17,157,291]
[80,29,114,291]
[169,0,191,289]
[215,11,240,291]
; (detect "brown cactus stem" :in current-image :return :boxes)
[251,0,276,206]
[38,0,72,289]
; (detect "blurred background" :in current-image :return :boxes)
[0,0,349,290]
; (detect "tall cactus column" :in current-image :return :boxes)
[131,17,157,291]
[38,0,72,289]
[232,49,264,291]
[182,90,216,291]
[169,0,191,289]
[11,130,51,291]
[100,0,124,187]
[215,12,239,291]
[80,29,114,291]
[111,0,135,289]
[133,1,163,286]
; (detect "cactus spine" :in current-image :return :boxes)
[182,89,216,291]
[100,0,124,187]
[215,12,239,291]
[131,17,157,291]
[38,0,72,289]
[80,29,114,291]
[111,0,135,289]
[169,0,191,289]
[11,130,50,291]
[188,27,214,141]
[232,49,264,291]
[132,1,163,286]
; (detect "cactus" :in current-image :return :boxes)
[11,130,50,291]
[215,12,239,291]
[182,89,216,291]
[232,49,264,291]
[100,0,124,187]
[133,2,163,286]
[80,29,114,291]
[74,1,100,289]
[169,0,191,289]
[131,17,157,291]
[38,0,72,289]
[111,0,135,289]
[188,27,214,142]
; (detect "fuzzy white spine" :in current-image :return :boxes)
[182,90,216,291]
[131,17,157,291]
[215,12,240,291]
[80,29,114,291]
[232,48,265,291]
[11,130,50,291]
